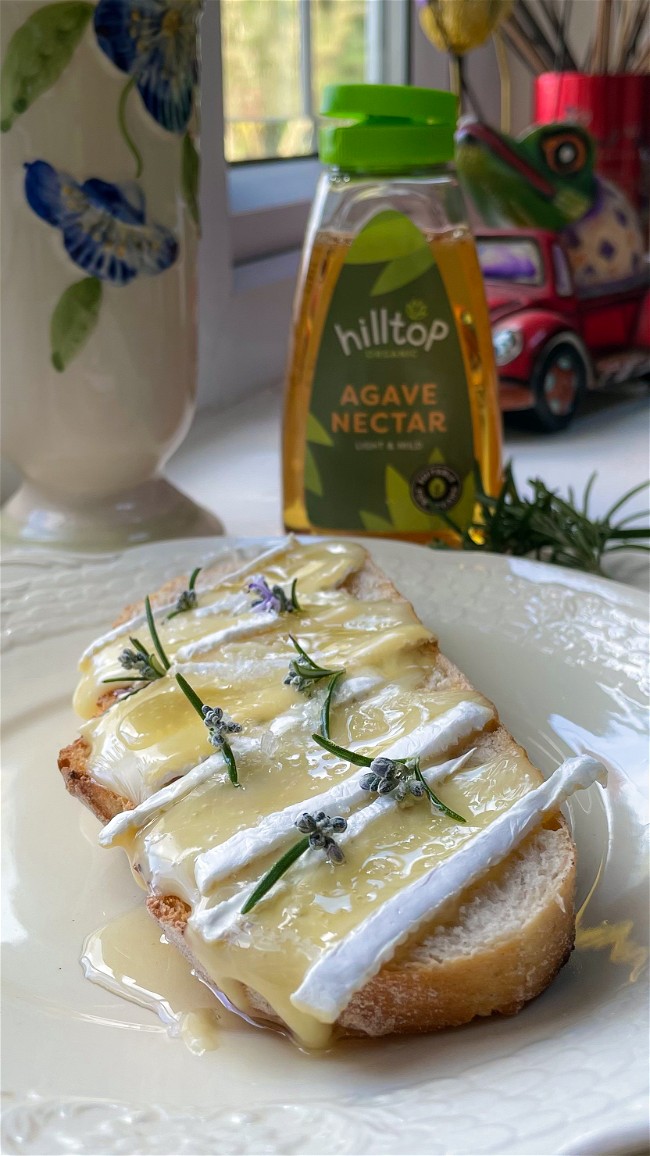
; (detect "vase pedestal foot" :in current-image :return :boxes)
[1,477,223,549]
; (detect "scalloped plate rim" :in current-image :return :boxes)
[1,536,648,1156]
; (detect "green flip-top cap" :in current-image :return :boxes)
[319,84,457,172]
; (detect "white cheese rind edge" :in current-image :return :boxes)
[98,754,226,846]
[79,536,294,662]
[290,755,606,1023]
[194,700,493,893]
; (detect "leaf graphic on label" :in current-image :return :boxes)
[405,298,428,321]
[304,446,323,496]
[1,2,93,132]
[50,276,102,372]
[428,447,445,464]
[344,211,429,265]
[306,413,333,447]
[359,510,394,533]
[181,132,200,229]
[385,466,434,532]
[371,246,435,298]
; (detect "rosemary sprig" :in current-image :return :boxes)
[175,672,241,786]
[103,600,171,686]
[433,463,650,575]
[285,635,343,689]
[102,635,164,683]
[313,735,466,823]
[241,836,310,914]
[167,567,202,620]
[284,636,345,739]
[410,758,466,824]
[321,671,344,741]
[241,812,347,914]
[312,733,372,767]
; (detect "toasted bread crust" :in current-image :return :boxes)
[145,821,575,1037]
[59,546,578,1039]
[58,737,130,821]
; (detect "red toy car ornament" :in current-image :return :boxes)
[478,229,649,432]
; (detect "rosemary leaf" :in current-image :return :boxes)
[312,733,373,767]
[221,739,239,786]
[175,671,204,716]
[167,567,202,620]
[290,577,301,612]
[241,836,310,914]
[175,673,241,786]
[145,596,171,670]
[603,479,650,522]
[320,671,343,740]
[130,636,151,659]
[412,761,466,823]
[289,634,313,665]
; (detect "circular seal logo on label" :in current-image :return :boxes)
[410,464,461,513]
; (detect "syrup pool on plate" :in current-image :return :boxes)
[81,906,236,1054]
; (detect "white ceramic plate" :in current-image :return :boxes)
[2,537,648,1156]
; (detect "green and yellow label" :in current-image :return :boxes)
[305,211,476,533]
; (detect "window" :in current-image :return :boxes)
[222,0,369,163]
[551,243,573,297]
[198,1,408,408]
[223,0,408,265]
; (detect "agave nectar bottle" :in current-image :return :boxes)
[283,84,502,542]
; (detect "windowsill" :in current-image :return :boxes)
[228,157,319,265]
[166,383,650,591]
[228,157,320,214]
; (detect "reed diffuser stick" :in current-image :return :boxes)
[592,0,613,74]
[623,0,649,70]
[515,1,556,68]
[632,42,650,72]
[503,15,550,74]
[614,0,636,71]
[493,27,512,132]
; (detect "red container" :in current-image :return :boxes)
[534,72,649,211]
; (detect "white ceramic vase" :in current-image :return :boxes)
[0,0,221,546]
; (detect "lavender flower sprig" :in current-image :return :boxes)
[175,672,241,786]
[103,596,171,686]
[102,636,164,684]
[241,811,347,914]
[312,734,466,823]
[167,567,202,620]
[246,574,300,614]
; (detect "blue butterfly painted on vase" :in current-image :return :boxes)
[94,0,201,134]
[24,160,178,285]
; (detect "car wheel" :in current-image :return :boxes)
[529,335,589,433]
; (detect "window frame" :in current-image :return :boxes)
[225,0,410,265]
[198,0,410,408]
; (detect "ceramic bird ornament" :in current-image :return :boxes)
[456,120,645,292]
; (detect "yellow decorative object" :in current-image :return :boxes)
[418,0,514,56]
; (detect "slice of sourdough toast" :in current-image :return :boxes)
[58,542,577,1042]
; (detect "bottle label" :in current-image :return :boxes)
[305,210,477,534]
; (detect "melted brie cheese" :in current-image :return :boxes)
[74,539,599,1049]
